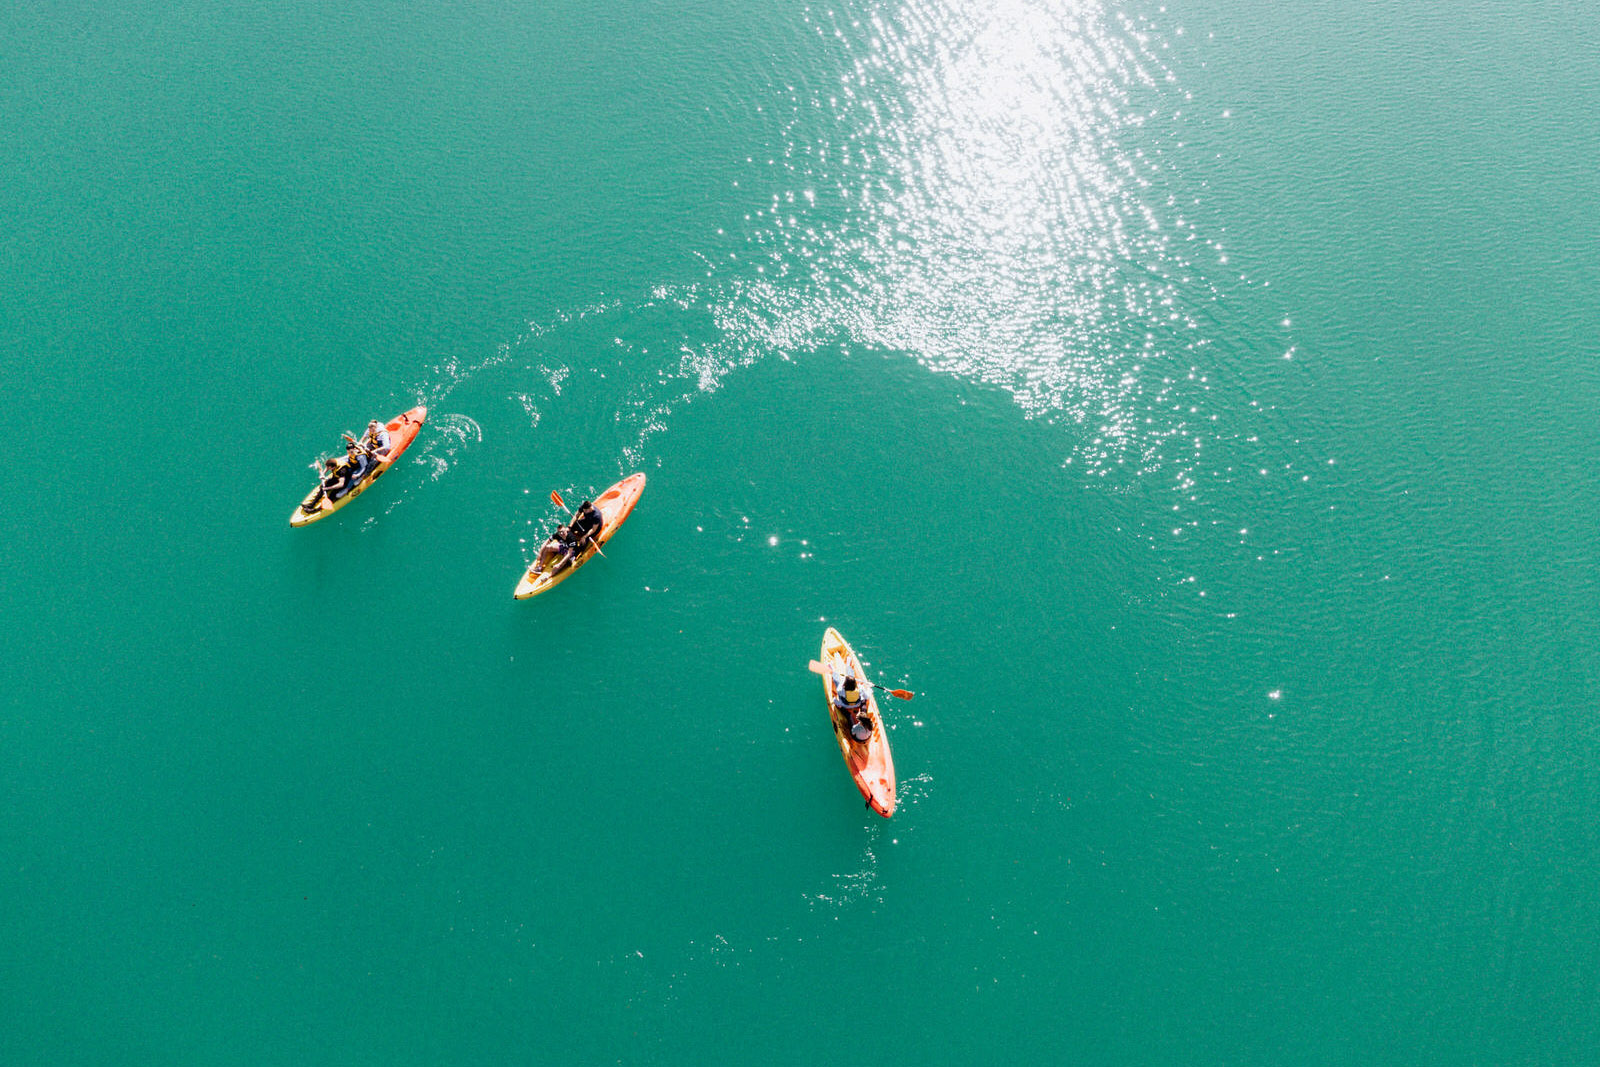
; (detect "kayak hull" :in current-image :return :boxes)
[513,473,647,599]
[289,406,427,527]
[820,627,897,817]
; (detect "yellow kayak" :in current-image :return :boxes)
[513,473,647,599]
[289,406,427,527]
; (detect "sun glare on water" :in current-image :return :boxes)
[701,0,1226,480]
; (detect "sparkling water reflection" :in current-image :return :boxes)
[707,0,1229,481]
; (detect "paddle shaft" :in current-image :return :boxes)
[806,659,914,700]
[549,490,606,558]
[303,421,399,512]
[343,433,381,460]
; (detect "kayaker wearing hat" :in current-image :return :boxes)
[341,433,378,482]
[832,672,873,743]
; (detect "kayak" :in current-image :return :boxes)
[819,627,897,817]
[513,473,647,599]
[289,406,427,527]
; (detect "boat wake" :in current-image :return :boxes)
[803,844,884,910]
[366,412,483,524]
[413,0,1288,482]
[397,0,1319,607]
[413,412,483,482]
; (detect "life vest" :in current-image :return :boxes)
[835,686,867,722]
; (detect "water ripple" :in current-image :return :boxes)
[411,0,1313,608]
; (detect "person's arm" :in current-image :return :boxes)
[345,434,379,463]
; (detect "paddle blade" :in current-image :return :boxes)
[807,659,827,676]
[550,490,566,509]
[888,688,915,700]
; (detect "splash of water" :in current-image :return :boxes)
[416,413,483,481]
[369,412,484,523]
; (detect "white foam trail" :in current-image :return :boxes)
[417,413,483,481]
[400,0,1300,566]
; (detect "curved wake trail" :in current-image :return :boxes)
[397,0,1317,602]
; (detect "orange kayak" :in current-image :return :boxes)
[289,406,427,527]
[513,473,646,599]
[819,627,897,817]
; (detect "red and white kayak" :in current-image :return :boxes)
[819,627,897,817]
[289,406,427,527]
[513,473,647,599]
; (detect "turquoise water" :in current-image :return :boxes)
[5,0,1599,1062]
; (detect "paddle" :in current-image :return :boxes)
[333,432,390,491]
[806,660,915,700]
[304,450,358,506]
[304,456,331,509]
[343,433,382,461]
[550,489,606,558]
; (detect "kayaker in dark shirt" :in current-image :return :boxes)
[319,456,351,502]
[535,524,577,574]
[831,673,873,743]
[570,500,604,552]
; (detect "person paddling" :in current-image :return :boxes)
[831,672,873,743]
[318,455,351,504]
[534,524,578,574]
[569,499,604,554]
[342,433,379,481]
